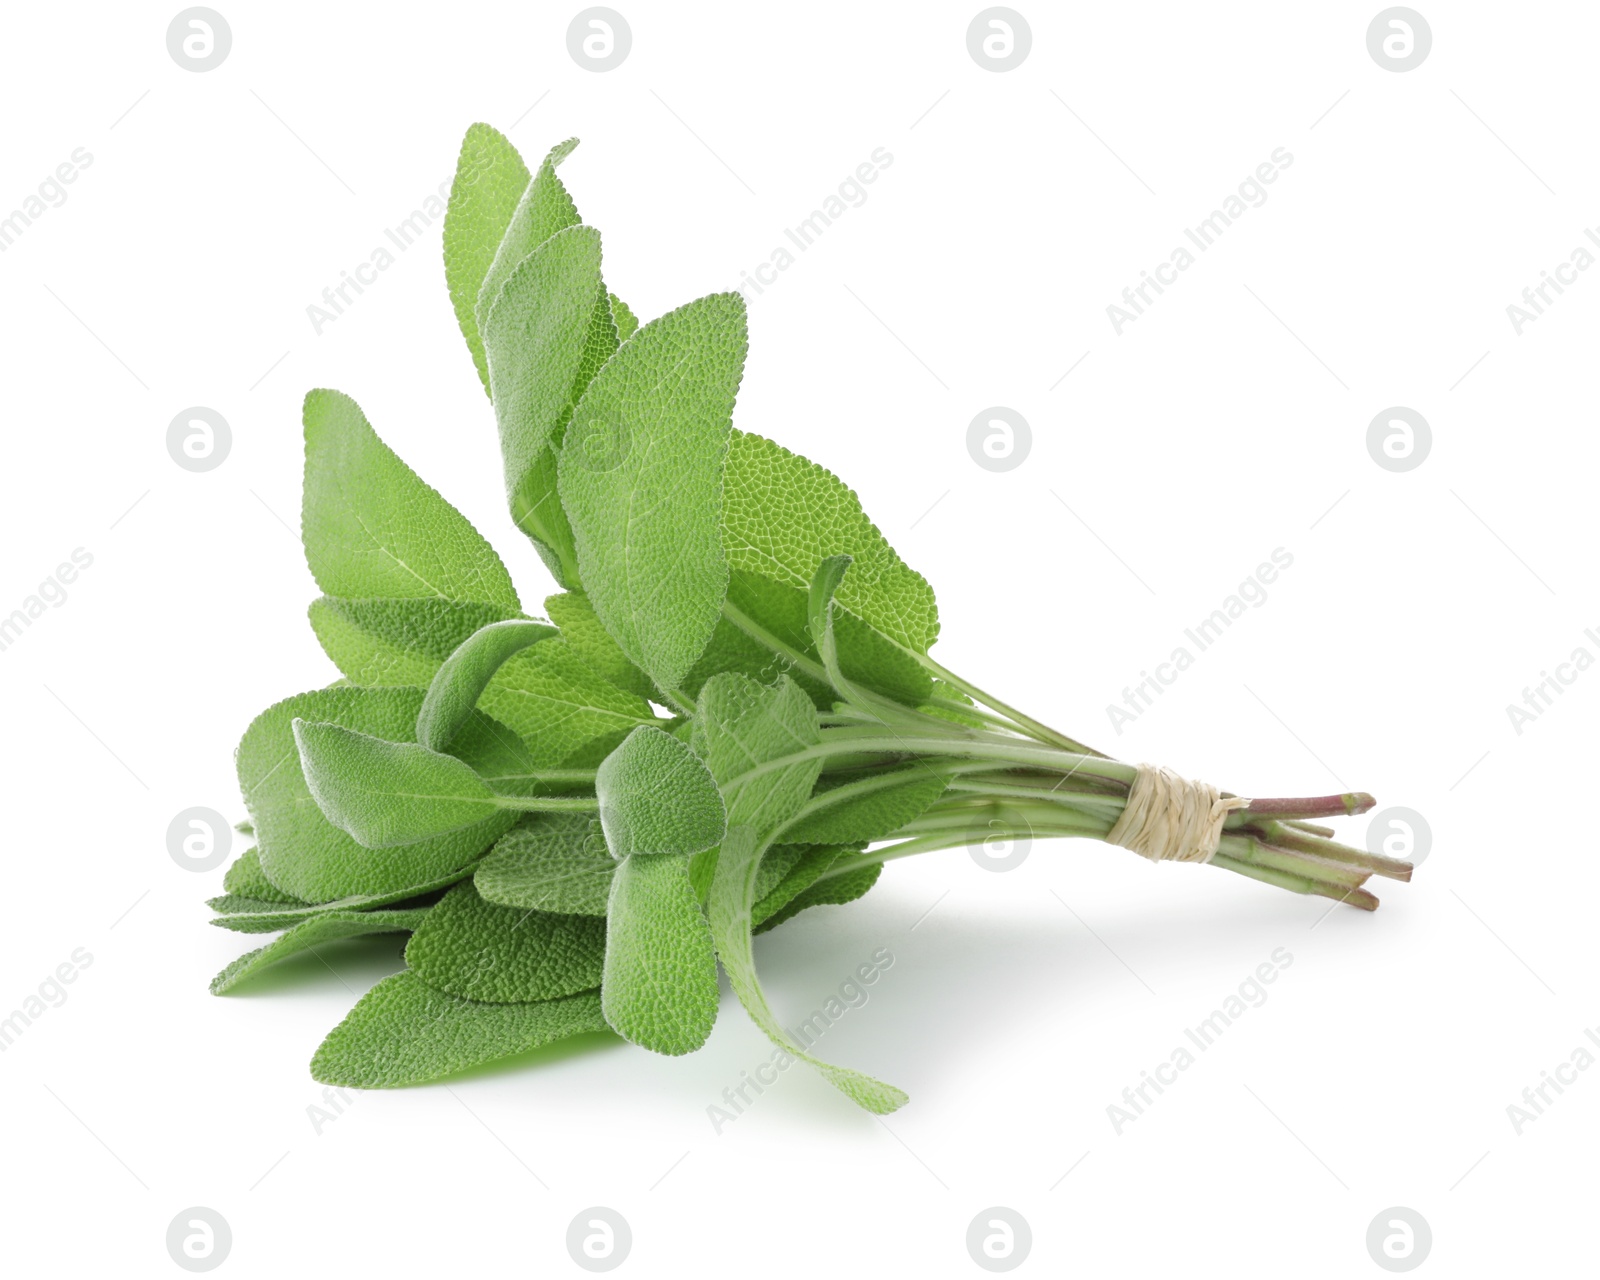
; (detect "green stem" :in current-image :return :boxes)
[914,653,1106,756]
[720,599,832,688]
[722,725,1135,796]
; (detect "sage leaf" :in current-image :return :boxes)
[474,813,614,916]
[688,672,904,1109]
[406,881,605,1003]
[723,429,938,652]
[293,720,504,848]
[778,768,949,846]
[416,619,557,751]
[709,827,905,1111]
[475,640,657,768]
[483,224,616,585]
[752,844,846,924]
[725,569,930,707]
[309,597,521,688]
[601,851,719,1055]
[312,972,610,1088]
[210,908,429,994]
[755,860,884,935]
[608,292,639,340]
[209,868,468,934]
[309,598,655,769]
[559,292,748,691]
[443,123,532,392]
[595,725,726,860]
[239,687,523,901]
[302,389,519,610]
[544,591,657,701]
[474,137,581,338]
[690,673,821,831]
[221,847,304,904]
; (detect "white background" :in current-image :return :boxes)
[1,1,1594,1275]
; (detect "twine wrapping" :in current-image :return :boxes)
[1106,764,1249,865]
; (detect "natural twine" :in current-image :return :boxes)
[1106,764,1250,865]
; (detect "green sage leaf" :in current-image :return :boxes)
[601,851,718,1055]
[559,292,748,691]
[723,429,938,651]
[443,123,532,391]
[406,881,606,1003]
[594,725,726,861]
[293,720,504,848]
[239,687,523,902]
[416,619,557,751]
[709,828,904,1110]
[311,971,610,1088]
[483,225,616,585]
[302,389,519,610]
[474,813,614,916]
[210,909,429,994]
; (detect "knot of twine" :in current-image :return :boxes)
[1106,764,1250,865]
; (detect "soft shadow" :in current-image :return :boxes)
[213,934,409,997]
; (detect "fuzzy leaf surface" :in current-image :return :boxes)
[601,851,718,1055]
[755,861,883,934]
[723,429,937,652]
[210,909,428,994]
[416,620,556,751]
[301,389,519,610]
[594,725,726,860]
[559,293,748,690]
[293,720,503,848]
[239,687,523,901]
[406,881,605,1003]
[443,123,532,391]
[474,137,581,337]
[709,828,904,1110]
[690,673,820,831]
[544,591,657,700]
[483,224,614,585]
[474,813,614,916]
[311,972,609,1087]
